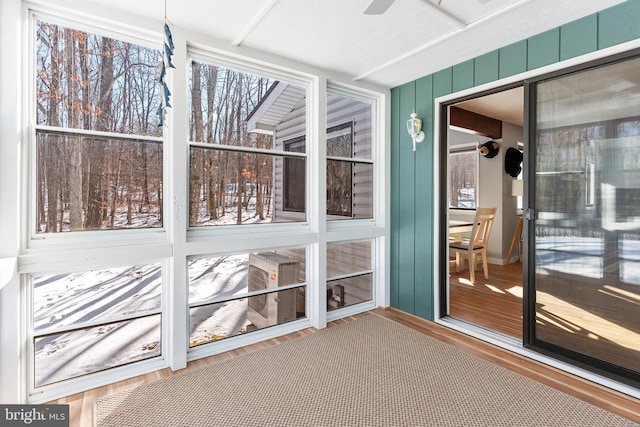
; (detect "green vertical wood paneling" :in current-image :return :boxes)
[433,68,453,98]
[452,59,474,92]
[390,87,400,308]
[397,83,417,314]
[414,75,434,320]
[528,28,560,69]
[560,15,598,60]
[474,50,499,86]
[599,0,640,49]
[389,1,640,321]
[499,40,527,78]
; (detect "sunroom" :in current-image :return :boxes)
[1,0,640,414]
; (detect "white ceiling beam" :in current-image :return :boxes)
[364,0,396,15]
[232,0,279,46]
[415,0,466,29]
[355,0,532,81]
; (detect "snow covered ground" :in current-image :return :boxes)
[188,255,251,346]
[33,257,251,386]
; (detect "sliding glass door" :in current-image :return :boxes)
[527,52,640,385]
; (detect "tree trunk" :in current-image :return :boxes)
[189,61,204,226]
[205,65,218,220]
[236,154,243,225]
[44,27,62,232]
[65,28,84,230]
[86,36,113,229]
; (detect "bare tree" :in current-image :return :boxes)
[85,36,113,229]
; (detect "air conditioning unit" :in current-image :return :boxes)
[247,252,301,329]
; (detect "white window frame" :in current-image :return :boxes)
[25,9,167,250]
[21,8,170,403]
[448,143,480,212]
[8,2,388,404]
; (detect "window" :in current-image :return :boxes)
[281,92,375,221]
[18,7,384,402]
[188,249,306,347]
[449,148,477,209]
[283,137,306,212]
[326,241,373,311]
[326,123,354,217]
[32,265,162,386]
[188,60,307,226]
[29,17,165,391]
[35,20,163,233]
[326,93,374,220]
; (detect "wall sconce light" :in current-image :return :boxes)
[406,109,425,151]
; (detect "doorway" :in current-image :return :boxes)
[443,85,525,339]
[439,49,640,387]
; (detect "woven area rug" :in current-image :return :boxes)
[95,314,638,427]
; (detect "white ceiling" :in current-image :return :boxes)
[456,86,524,126]
[50,0,625,88]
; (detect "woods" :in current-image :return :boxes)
[188,61,277,226]
[36,20,310,231]
[36,21,162,232]
[449,150,477,209]
[36,19,285,231]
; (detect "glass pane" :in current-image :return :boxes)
[34,264,162,332]
[189,61,306,151]
[327,123,353,157]
[36,131,162,232]
[534,56,640,374]
[326,241,372,311]
[188,249,306,305]
[189,286,306,347]
[327,162,373,220]
[325,93,374,221]
[326,93,372,160]
[35,20,162,136]
[327,274,372,311]
[327,159,352,216]
[449,150,477,209]
[189,148,308,226]
[283,137,305,212]
[327,241,371,279]
[35,315,161,387]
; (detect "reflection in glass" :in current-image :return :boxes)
[534,56,640,375]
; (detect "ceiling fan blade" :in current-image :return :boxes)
[364,0,395,15]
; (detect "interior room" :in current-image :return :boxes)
[1,0,640,425]
[446,86,525,339]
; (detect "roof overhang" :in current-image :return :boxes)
[246,82,305,135]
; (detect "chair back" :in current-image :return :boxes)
[469,207,496,249]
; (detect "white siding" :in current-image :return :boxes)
[273,94,373,222]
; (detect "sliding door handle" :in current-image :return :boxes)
[526,208,535,221]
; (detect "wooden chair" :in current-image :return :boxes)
[449,207,496,284]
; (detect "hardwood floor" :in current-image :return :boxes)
[48,307,640,426]
[449,261,524,338]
